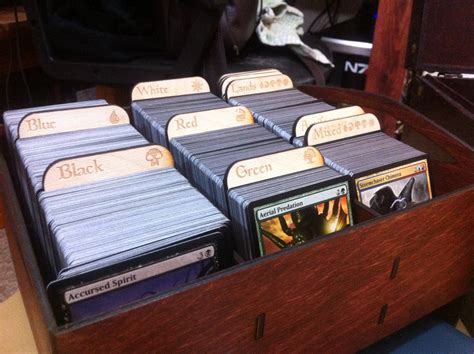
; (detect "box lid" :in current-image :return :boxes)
[408,0,474,73]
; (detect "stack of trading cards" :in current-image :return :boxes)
[37,147,231,323]
[225,147,353,260]
[5,101,233,323]
[8,105,148,242]
[170,124,353,260]
[3,100,107,182]
[131,77,246,147]
[221,69,336,143]
[302,114,433,215]
[170,124,292,214]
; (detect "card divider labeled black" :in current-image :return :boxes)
[40,143,172,193]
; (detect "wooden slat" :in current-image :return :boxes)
[365,0,413,99]
[365,0,413,133]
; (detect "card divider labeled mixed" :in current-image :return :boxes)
[304,113,382,146]
[293,106,366,138]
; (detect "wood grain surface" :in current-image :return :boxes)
[226,147,324,189]
[52,188,473,353]
[305,113,380,145]
[167,106,253,139]
[43,145,174,192]
[18,105,129,139]
[365,0,413,100]
[131,77,210,101]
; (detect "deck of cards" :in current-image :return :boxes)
[3,102,232,323]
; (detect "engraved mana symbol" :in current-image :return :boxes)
[145,148,163,166]
[303,148,318,164]
[109,110,120,124]
[192,80,204,92]
[235,108,246,122]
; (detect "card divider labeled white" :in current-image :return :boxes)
[131,77,210,101]
[224,147,325,190]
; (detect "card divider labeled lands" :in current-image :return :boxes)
[43,145,174,192]
[225,147,325,190]
[220,69,282,98]
[225,73,294,100]
[304,113,381,146]
[166,106,254,140]
[17,105,129,139]
[293,106,366,137]
[131,77,210,101]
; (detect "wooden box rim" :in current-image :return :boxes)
[1,85,473,352]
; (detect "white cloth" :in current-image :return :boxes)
[256,0,334,66]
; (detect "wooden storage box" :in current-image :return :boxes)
[1,85,473,353]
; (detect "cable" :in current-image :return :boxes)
[13,1,33,106]
[307,0,339,34]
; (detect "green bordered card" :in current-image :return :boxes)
[254,182,352,256]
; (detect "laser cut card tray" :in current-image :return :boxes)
[1,86,473,353]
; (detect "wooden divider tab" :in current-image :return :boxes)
[131,77,210,101]
[294,106,365,137]
[226,74,293,99]
[305,113,381,146]
[18,106,129,139]
[226,147,324,189]
[43,145,173,192]
[167,106,254,139]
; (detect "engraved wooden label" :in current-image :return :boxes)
[18,106,129,139]
[43,145,173,191]
[226,74,293,99]
[305,113,381,146]
[294,106,365,137]
[220,69,281,98]
[131,77,210,100]
[226,147,324,189]
[167,106,254,139]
